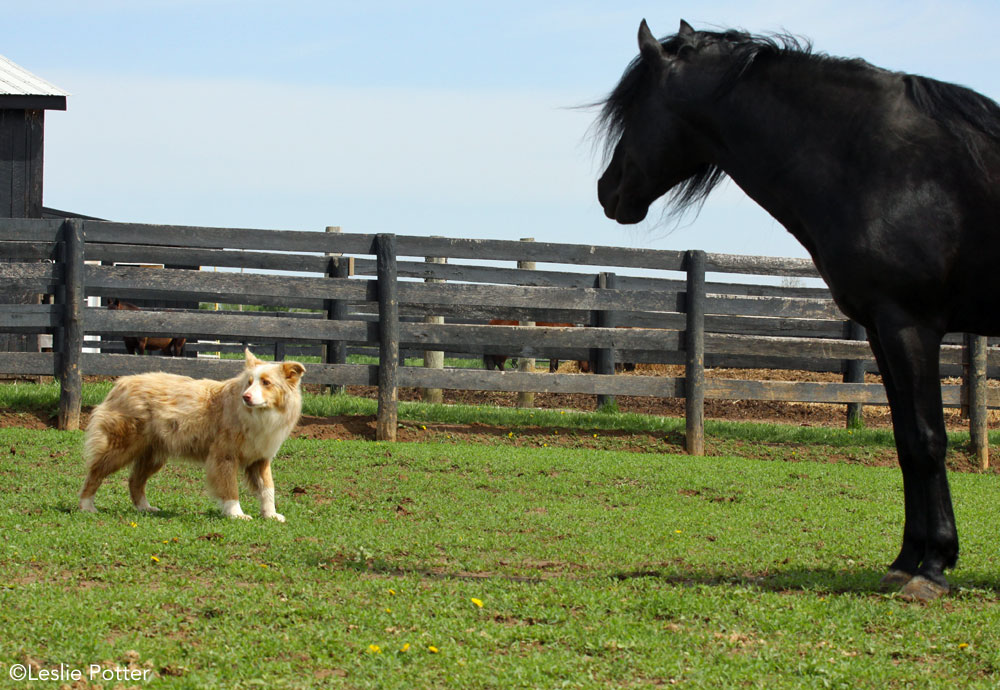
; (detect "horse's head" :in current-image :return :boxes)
[597,19,735,224]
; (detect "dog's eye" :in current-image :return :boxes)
[261,378,271,387]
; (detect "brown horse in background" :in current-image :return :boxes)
[483,320,589,372]
[107,299,186,356]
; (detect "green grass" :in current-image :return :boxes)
[2,427,1000,688]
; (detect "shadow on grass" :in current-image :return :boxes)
[315,552,1000,597]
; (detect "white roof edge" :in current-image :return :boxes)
[0,54,69,97]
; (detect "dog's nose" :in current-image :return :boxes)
[243,393,253,404]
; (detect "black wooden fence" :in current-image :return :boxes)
[0,217,995,462]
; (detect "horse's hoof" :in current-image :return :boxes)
[900,575,950,602]
[879,569,913,590]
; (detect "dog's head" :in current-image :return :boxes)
[241,349,306,410]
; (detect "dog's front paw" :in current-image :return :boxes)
[265,512,286,523]
[229,513,253,521]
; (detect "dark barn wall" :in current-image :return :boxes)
[0,108,45,354]
[0,109,44,217]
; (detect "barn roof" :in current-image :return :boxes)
[0,54,67,110]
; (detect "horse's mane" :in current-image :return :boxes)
[596,26,1000,218]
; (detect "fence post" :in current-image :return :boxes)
[684,250,706,456]
[594,272,617,410]
[965,333,989,470]
[324,256,351,395]
[422,241,446,404]
[58,219,84,431]
[375,234,399,441]
[517,238,536,409]
[323,226,348,395]
[844,320,866,428]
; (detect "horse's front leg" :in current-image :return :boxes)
[868,322,957,600]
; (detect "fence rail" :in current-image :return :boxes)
[0,218,993,461]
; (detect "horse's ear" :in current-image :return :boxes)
[678,19,695,37]
[638,19,665,67]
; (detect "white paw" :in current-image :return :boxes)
[79,498,97,513]
[135,503,160,513]
[229,513,253,521]
[265,512,286,522]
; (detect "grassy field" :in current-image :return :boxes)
[3,417,1000,688]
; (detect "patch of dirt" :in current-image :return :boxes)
[6,365,996,473]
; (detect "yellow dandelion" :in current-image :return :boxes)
[959,643,970,649]
[260,563,268,568]
[674,530,682,534]
[542,443,548,447]
[162,540,169,544]
[593,433,598,438]
[385,608,392,613]
[507,432,514,438]
[388,588,396,596]
[367,644,381,654]
[150,555,159,563]
[421,425,427,430]
[129,522,137,528]
[400,643,410,652]
[471,597,484,608]
[428,645,439,654]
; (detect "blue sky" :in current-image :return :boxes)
[6,1,1000,261]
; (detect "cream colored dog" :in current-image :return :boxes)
[79,350,304,520]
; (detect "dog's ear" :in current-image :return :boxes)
[281,361,305,386]
[244,348,264,369]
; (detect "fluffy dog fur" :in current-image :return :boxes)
[79,350,305,520]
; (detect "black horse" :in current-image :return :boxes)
[596,19,1000,600]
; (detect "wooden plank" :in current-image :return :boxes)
[594,272,617,409]
[685,250,706,456]
[376,234,399,441]
[10,110,27,217]
[85,265,370,304]
[86,242,330,274]
[86,308,371,342]
[0,262,62,292]
[967,334,989,469]
[399,367,686,396]
[0,352,55,375]
[0,304,61,331]
[398,282,677,312]
[706,379,890,404]
[0,112,12,218]
[85,221,380,255]
[58,220,84,430]
[0,240,59,260]
[705,252,820,277]
[706,294,842,319]
[81,352,378,386]
[398,322,683,352]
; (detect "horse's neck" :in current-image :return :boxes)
[707,58,904,231]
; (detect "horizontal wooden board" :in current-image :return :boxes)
[0,304,61,332]
[0,262,62,293]
[0,240,59,260]
[86,242,330,274]
[86,309,373,342]
[0,352,55,375]
[0,218,63,242]
[85,265,371,304]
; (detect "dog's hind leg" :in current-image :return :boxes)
[79,431,143,513]
[246,459,284,522]
[206,444,250,520]
[129,450,166,513]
